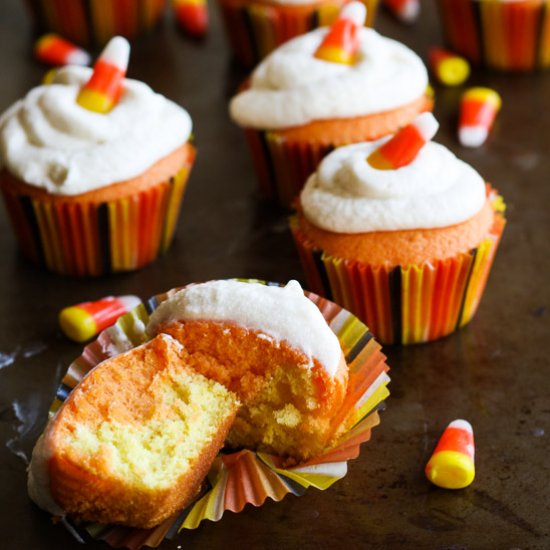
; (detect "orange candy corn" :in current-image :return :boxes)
[425,419,475,490]
[383,0,420,24]
[459,87,502,148]
[367,112,439,170]
[428,47,470,86]
[173,0,208,38]
[314,1,366,65]
[34,34,91,67]
[59,295,141,343]
[76,36,130,114]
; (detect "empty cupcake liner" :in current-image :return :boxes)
[290,193,506,345]
[24,0,166,47]
[47,280,390,548]
[217,0,379,67]
[1,153,194,277]
[435,0,550,71]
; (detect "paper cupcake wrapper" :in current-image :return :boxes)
[48,280,389,548]
[1,158,194,277]
[436,0,550,71]
[290,195,506,345]
[217,0,379,67]
[24,0,166,47]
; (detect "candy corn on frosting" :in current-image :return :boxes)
[291,130,506,344]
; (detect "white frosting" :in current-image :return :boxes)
[300,139,486,232]
[147,280,343,376]
[229,27,428,129]
[0,65,192,195]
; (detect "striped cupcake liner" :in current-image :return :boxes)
[48,280,390,548]
[244,128,337,208]
[24,0,166,47]
[217,0,379,67]
[0,156,194,277]
[435,0,550,71]
[290,194,506,345]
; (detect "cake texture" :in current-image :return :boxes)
[290,137,506,344]
[229,19,432,206]
[148,280,349,461]
[28,334,239,528]
[0,64,195,276]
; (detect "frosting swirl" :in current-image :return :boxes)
[147,280,343,377]
[0,66,192,195]
[300,139,486,232]
[230,27,428,129]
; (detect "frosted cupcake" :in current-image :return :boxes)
[0,38,195,276]
[230,2,432,207]
[290,113,506,345]
[435,0,550,71]
[217,0,380,67]
[23,0,166,47]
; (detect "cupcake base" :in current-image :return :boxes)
[0,142,195,277]
[436,0,550,71]
[217,0,380,67]
[290,191,506,345]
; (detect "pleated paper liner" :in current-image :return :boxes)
[436,0,550,71]
[0,151,194,277]
[217,0,379,67]
[290,193,506,345]
[48,280,390,549]
[23,0,166,47]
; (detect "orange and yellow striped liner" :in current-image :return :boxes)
[436,0,550,71]
[290,193,506,345]
[0,151,194,277]
[217,0,379,67]
[24,0,166,47]
[48,281,390,549]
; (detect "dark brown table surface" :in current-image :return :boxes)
[1,1,549,548]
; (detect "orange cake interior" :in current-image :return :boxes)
[44,334,238,528]
[154,319,349,462]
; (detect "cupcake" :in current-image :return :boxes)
[217,0,380,67]
[290,113,506,345]
[435,0,550,72]
[0,38,195,277]
[30,279,390,544]
[23,0,166,47]
[229,2,432,207]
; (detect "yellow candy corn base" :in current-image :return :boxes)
[436,0,550,71]
[290,190,506,345]
[426,450,475,490]
[46,281,390,547]
[217,0,379,67]
[0,144,195,277]
[24,0,166,47]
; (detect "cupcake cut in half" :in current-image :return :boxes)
[148,279,349,461]
[28,334,239,528]
[230,2,432,206]
[290,114,506,345]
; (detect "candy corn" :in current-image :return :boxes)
[173,0,208,38]
[59,296,141,343]
[76,36,130,114]
[425,419,475,490]
[314,1,366,65]
[34,34,91,67]
[458,87,502,148]
[428,47,470,87]
[367,112,439,170]
[383,0,420,24]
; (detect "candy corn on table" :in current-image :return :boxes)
[0,1,549,549]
